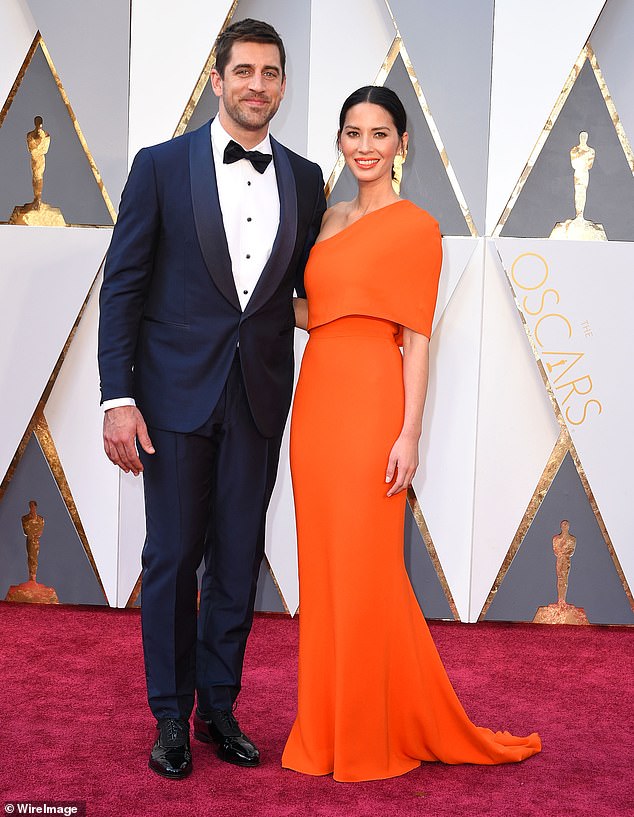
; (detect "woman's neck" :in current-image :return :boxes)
[351,179,400,217]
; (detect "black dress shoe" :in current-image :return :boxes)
[194,708,260,767]
[149,718,192,780]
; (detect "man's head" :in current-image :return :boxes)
[211,19,286,147]
[214,18,286,79]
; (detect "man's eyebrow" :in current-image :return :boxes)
[231,63,280,73]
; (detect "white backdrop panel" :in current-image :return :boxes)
[128,0,234,162]
[433,238,480,332]
[307,0,394,174]
[0,226,111,483]
[118,470,146,607]
[413,241,485,621]
[44,271,120,605]
[497,237,634,591]
[470,240,561,620]
[0,0,36,109]
[265,332,309,615]
[487,0,607,233]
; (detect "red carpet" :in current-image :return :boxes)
[0,603,631,817]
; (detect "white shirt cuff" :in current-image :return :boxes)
[102,397,136,412]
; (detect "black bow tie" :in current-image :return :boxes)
[223,139,272,174]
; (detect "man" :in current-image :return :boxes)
[98,18,326,780]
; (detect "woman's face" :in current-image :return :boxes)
[338,102,406,185]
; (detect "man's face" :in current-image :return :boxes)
[211,41,285,140]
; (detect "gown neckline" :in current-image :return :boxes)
[313,199,412,248]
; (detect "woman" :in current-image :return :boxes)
[282,86,541,782]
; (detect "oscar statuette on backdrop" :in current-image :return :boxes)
[533,520,589,624]
[550,131,606,241]
[8,115,66,226]
[5,500,59,603]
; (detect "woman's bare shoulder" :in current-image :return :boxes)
[322,200,351,224]
[317,200,352,240]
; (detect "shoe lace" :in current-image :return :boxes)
[217,709,239,732]
[161,718,186,744]
[166,720,179,742]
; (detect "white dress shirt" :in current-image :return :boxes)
[211,116,279,310]
[103,117,280,412]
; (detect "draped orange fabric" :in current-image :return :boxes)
[282,200,541,782]
[306,200,442,341]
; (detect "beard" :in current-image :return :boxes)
[222,94,280,132]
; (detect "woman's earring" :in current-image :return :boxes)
[392,148,407,195]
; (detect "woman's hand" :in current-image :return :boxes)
[385,431,419,496]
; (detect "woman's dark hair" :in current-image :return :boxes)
[214,18,286,78]
[338,85,407,138]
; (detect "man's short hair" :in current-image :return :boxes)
[214,18,286,77]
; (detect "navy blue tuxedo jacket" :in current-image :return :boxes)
[98,120,326,438]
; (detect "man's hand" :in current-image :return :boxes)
[103,405,155,476]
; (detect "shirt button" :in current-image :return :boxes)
[247,217,252,222]
[243,289,248,295]
[247,181,251,186]
[246,254,251,259]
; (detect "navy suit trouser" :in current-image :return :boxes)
[139,353,283,720]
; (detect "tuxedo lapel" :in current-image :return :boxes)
[189,121,241,310]
[243,137,298,317]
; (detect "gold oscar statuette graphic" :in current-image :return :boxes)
[550,131,607,241]
[4,500,59,603]
[533,520,589,625]
[8,116,66,226]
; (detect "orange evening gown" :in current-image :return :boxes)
[282,200,541,782]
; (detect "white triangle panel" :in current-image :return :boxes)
[470,240,561,620]
[434,238,479,332]
[413,240,486,621]
[487,0,607,233]
[0,225,112,484]
[307,0,395,174]
[0,0,36,108]
[496,237,634,593]
[118,470,146,607]
[590,0,634,152]
[128,0,234,162]
[265,331,309,615]
[44,272,119,605]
